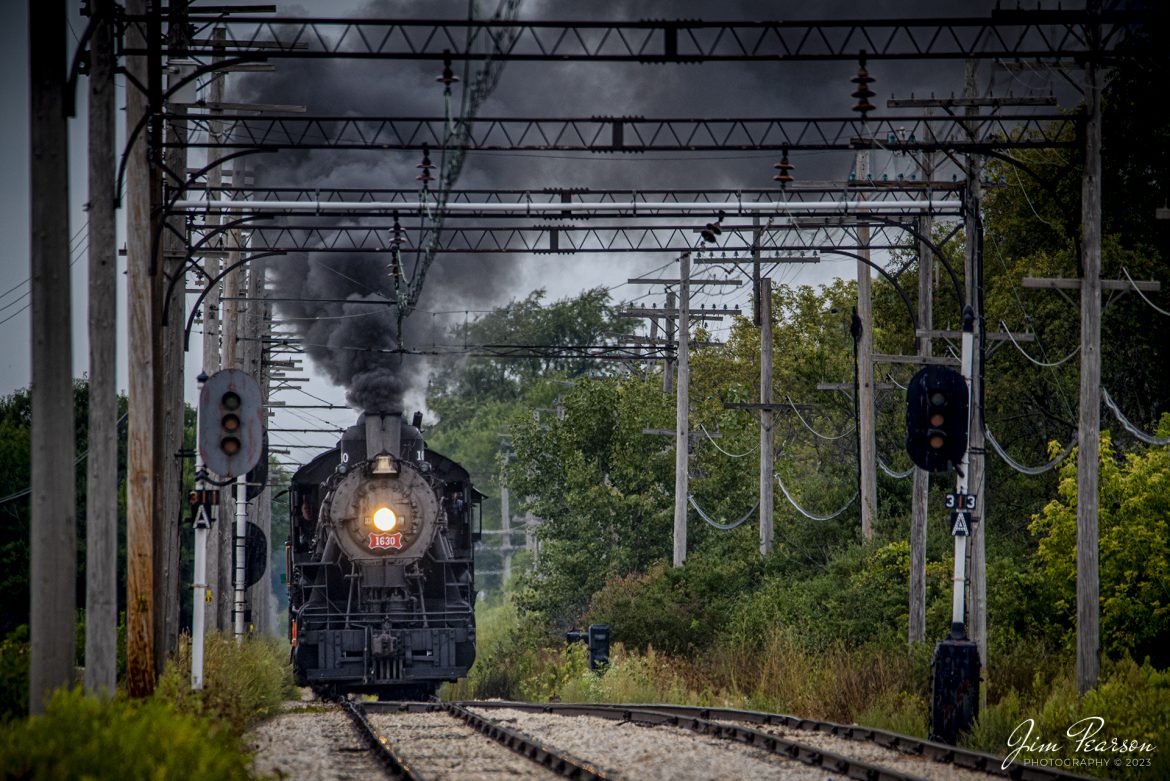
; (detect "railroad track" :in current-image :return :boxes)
[460,701,1099,781]
[350,700,620,780]
[267,697,1101,780]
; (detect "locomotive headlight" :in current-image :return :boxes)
[372,506,397,532]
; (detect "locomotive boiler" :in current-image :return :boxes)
[287,411,480,698]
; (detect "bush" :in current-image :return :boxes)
[585,548,762,655]
[965,658,1169,779]
[584,565,702,654]
[0,687,249,781]
[0,626,29,721]
[443,599,534,700]
[727,540,947,654]
[1030,430,1170,665]
[156,631,294,734]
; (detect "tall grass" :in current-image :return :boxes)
[449,604,929,729]
[157,631,296,733]
[963,658,1170,779]
[0,687,250,781]
[0,631,293,779]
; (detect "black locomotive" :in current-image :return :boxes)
[287,411,480,698]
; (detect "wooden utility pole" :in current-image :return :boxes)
[673,253,691,567]
[125,0,157,697]
[963,59,989,685]
[1077,1,1102,694]
[156,0,191,666]
[216,161,245,629]
[663,289,676,395]
[759,275,774,556]
[28,0,76,715]
[500,471,512,584]
[1019,275,1161,694]
[246,258,273,634]
[201,27,226,633]
[909,146,936,645]
[855,150,877,540]
[84,0,118,697]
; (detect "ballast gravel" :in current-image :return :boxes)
[724,721,1011,781]
[248,696,1016,780]
[467,706,845,780]
[367,710,564,780]
[248,705,384,781]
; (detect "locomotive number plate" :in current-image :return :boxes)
[369,532,403,550]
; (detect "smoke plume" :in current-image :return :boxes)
[235,0,1006,410]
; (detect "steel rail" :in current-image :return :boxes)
[464,701,1099,781]
[340,699,427,780]
[363,701,625,780]
[455,700,934,781]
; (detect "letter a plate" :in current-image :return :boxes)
[950,511,971,537]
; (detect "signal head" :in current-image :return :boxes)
[905,365,968,473]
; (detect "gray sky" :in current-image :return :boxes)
[1,1,1069,465]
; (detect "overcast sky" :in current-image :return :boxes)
[1,0,1073,465]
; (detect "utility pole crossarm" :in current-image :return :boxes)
[722,401,816,411]
[874,353,961,366]
[627,277,742,286]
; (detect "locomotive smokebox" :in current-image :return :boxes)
[340,411,403,466]
[364,411,402,460]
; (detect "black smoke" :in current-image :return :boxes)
[234,0,1037,410]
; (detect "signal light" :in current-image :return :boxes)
[905,365,968,473]
[566,624,610,671]
[199,369,264,479]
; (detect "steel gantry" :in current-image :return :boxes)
[169,112,1078,154]
[126,10,1137,62]
[181,217,956,256]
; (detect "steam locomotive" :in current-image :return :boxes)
[286,411,480,698]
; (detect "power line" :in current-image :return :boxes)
[0,412,129,507]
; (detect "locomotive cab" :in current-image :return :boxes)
[287,411,479,698]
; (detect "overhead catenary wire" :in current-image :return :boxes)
[987,228,1078,423]
[698,424,753,458]
[786,395,855,440]
[877,456,914,479]
[774,470,857,521]
[985,427,1076,475]
[0,225,91,328]
[0,222,88,304]
[886,372,907,391]
[0,412,130,507]
[999,319,1079,367]
[688,494,758,530]
[1102,387,1170,446]
[1122,266,1170,317]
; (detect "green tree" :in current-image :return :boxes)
[1030,423,1170,665]
[508,376,674,627]
[0,381,132,638]
[424,288,634,593]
